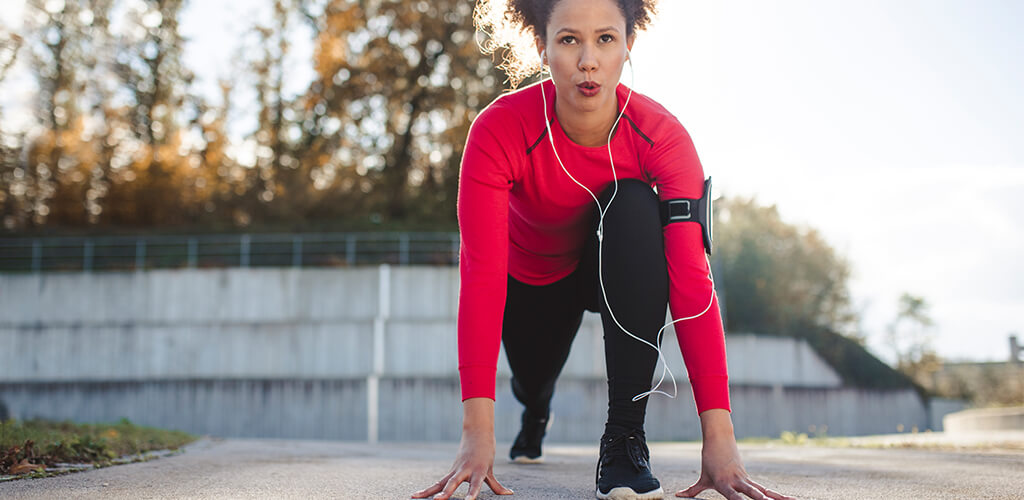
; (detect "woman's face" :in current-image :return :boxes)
[538,0,635,116]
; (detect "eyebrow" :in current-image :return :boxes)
[555,26,620,35]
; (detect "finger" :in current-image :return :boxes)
[716,484,745,500]
[734,480,769,500]
[411,475,450,498]
[465,473,485,500]
[675,478,709,498]
[485,470,514,495]
[411,486,441,498]
[411,479,444,497]
[746,478,797,500]
[436,470,469,500]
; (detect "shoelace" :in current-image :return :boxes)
[596,429,651,485]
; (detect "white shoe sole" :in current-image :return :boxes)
[509,412,554,465]
[510,455,545,464]
[595,486,664,500]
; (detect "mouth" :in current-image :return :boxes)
[577,81,601,97]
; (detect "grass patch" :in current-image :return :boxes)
[737,430,853,448]
[1,417,198,480]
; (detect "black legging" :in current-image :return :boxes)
[501,179,668,431]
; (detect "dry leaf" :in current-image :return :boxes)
[10,458,45,475]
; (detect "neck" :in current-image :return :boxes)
[555,86,620,148]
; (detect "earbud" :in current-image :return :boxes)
[541,49,546,65]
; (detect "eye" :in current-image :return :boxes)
[560,35,576,44]
[600,34,615,43]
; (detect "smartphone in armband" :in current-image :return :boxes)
[659,176,713,255]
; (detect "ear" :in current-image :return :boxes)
[535,35,546,63]
[626,33,636,58]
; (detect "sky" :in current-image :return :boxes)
[1,1,1021,363]
[629,0,1024,363]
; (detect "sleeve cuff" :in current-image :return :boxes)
[459,364,497,401]
[691,375,731,414]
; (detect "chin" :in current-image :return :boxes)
[568,90,605,107]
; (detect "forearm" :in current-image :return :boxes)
[455,149,511,402]
[665,224,731,413]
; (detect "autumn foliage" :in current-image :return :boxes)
[0,0,511,233]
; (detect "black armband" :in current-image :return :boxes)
[659,176,713,255]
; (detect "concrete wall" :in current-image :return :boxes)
[1,267,934,441]
[0,379,368,440]
[944,406,1024,433]
[0,377,928,442]
[929,398,969,432]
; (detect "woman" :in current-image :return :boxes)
[414,1,796,499]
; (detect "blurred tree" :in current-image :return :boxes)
[714,196,859,338]
[9,0,209,230]
[293,0,505,225]
[107,0,199,226]
[180,78,235,228]
[0,29,20,85]
[3,0,510,233]
[81,0,142,227]
[20,0,109,228]
[0,29,25,229]
[75,0,122,227]
[885,292,942,388]
[241,0,300,225]
[0,134,22,231]
[929,348,1024,407]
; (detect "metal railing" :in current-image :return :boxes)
[0,232,461,272]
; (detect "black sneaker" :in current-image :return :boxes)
[509,410,551,463]
[595,427,663,500]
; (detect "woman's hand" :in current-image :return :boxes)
[411,398,514,500]
[675,409,796,500]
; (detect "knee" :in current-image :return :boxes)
[600,178,659,222]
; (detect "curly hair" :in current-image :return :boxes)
[474,0,658,89]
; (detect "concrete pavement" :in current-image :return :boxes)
[1,434,1022,499]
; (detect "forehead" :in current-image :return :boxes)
[548,0,626,31]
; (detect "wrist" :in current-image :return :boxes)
[462,397,496,434]
[699,408,736,441]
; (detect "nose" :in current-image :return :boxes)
[578,45,598,73]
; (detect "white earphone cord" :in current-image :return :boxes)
[540,48,718,401]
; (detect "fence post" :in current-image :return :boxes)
[292,236,303,268]
[83,239,93,272]
[346,235,356,266]
[368,263,390,443]
[32,239,41,273]
[240,234,250,267]
[450,233,459,265]
[399,234,409,265]
[135,240,146,271]
[187,238,197,268]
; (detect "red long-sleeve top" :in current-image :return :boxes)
[456,79,731,415]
